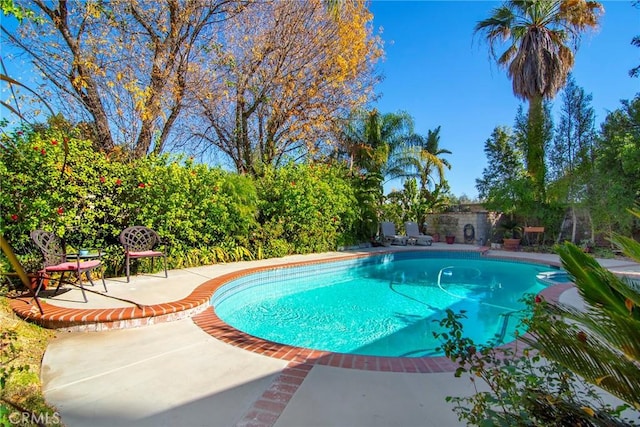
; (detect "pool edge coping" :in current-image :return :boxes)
[194,250,570,374]
[9,248,570,374]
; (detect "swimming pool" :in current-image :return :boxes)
[213,251,557,358]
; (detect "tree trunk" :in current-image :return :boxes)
[571,205,577,243]
[527,95,547,200]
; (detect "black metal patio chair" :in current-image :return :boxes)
[30,230,107,303]
[119,226,168,282]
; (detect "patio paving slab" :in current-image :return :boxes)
[42,319,287,427]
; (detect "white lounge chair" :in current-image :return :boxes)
[404,222,433,246]
[380,222,408,246]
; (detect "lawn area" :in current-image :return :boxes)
[0,298,59,426]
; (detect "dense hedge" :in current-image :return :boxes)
[0,123,364,278]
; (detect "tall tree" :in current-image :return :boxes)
[549,74,596,242]
[390,126,452,194]
[336,109,415,232]
[476,126,528,217]
[1,1,247,156]
[338,109,414,178]
[589,94,640,236]
[549,74,596,182]
[191,0,382,175]
[475,0,603,199]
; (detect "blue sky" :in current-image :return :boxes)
[369,0,640,199]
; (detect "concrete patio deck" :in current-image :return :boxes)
[9,244,640,426]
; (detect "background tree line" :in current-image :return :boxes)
[474,0,639,244]
[477,79,640,244]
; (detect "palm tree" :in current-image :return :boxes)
[389,126,452,194]
[336,109,415,237]
[339,109,414,180]
[385,126,452,232]
[475,0,603,199]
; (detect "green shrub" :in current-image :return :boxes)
[434,307,635,426]
[0,122,259,275]
[1,121,369,279]
[256,162,359,256]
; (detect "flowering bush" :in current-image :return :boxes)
[1,120,367,276]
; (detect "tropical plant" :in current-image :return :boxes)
[521,211,640,410]
[475,0,603,199]
[389,125,452,194]
[500,219,523,239]
[336,109,416,229]
[340,109,414,176]
[384,178,429,228]
[434,307,635,426]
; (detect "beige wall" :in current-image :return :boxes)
[424,211,500,245]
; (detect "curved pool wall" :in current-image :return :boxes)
[210,250,565,361]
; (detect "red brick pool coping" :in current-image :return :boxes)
[9,249,570,372]
[193,279,572,374]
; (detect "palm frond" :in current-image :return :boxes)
[528,239,640,409]
[610,233,640,263]
[556,244,630,317]
[522,320,640,409]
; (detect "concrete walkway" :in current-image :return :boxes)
[35,245,640,426]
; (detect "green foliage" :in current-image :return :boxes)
[588,95,640,236]
[0,329,27,393]
[521,230,640,411]
[476,126,528,216]
[433,308,635,426]
[0,122,265,275]
[389,125,452,197]
[351,170,382,240]
[0,0,41,23]
[0,299,57,426]
[477,119,565,235]
[256,162,360,256]
[384,178,451,230]
[1,121,370,277]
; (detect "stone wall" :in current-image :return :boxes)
[424,211,496,245]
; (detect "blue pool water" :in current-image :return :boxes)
[213,252,556,357]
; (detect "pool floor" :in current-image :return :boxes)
[214,254,548,357]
